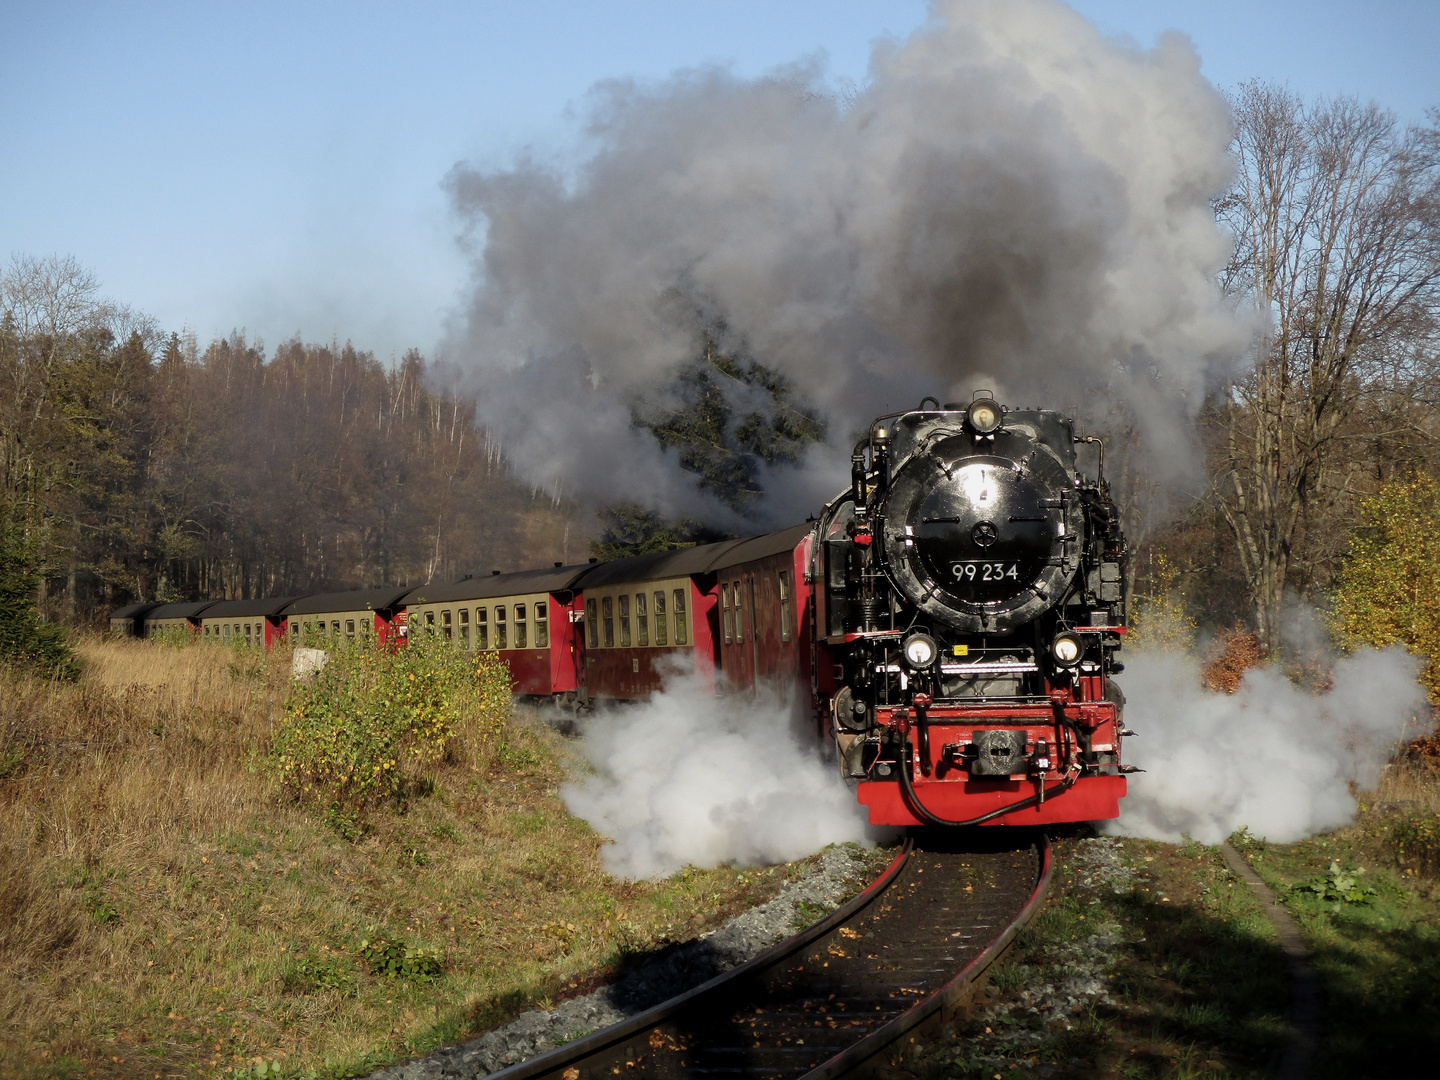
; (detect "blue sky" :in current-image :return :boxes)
[2,0,1436,361]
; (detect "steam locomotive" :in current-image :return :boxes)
[113,396,1130,829]
[814,395,1130,827]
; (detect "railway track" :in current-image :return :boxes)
[489,831,1053,1080]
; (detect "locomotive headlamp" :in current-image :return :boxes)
[966,398,1002,435]
[902,633,938,669]
[1051,631,1083,667]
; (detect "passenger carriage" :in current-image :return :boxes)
[140,600,218,638]
[401,564,592,704]
[575,541,745,701]
[278,588,412,648]
[708,524,813,696]
[109,602,161,638]
[198,597,298,648]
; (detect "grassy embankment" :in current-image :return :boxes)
[898,761,1440,1079]
[0,637,803,1079]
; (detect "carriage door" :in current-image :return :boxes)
[746,574,759,680]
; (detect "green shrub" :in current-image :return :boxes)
[269,636,510,807]
[1287,861,1377,904]
[1387,811,1440,877]
[281,950,357,995]
[357,933,443,984]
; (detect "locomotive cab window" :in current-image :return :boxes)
[635,592,648,646]
[673,588,688,645]
[721,583,733,644]
[586,598,598,649]
[495,604,507,649]
[619,595,631,647]
[477,607,489,650]
[515,603,527,649]
[653,590,667,645]
[535,602,548,647]
[778,571,792,642]
[602,596,614,648]
[733,580,744,640]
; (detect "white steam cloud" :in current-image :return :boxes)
[1111,647,1434,845]
[561,669,877,879]
[446,0,1248,523]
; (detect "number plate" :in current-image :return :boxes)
[950,561,1021,582]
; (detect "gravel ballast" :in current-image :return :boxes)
[368,845,882,1080]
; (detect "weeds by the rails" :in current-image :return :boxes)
[1236,767,1440,1077]
[0,637,802,1079]
[905,769,1440,1079]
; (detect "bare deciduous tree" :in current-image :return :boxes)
[1214,84,1440,651]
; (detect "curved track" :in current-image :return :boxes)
[488,832,1052,1080]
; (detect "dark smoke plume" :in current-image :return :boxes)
[445,0,1248,524]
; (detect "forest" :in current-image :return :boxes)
[0,285,580,620]
[2,84,1439,690]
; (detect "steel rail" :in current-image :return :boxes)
[483,833,1051,1080]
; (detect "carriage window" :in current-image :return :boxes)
[733,580,743,640]
[459,607,470,646]
[515,603,527,649]
[635,592,648,646]
[673,588,688,645]
[495,604,507,649]
[721,583,733,644]
[778,571,792,642]
[442,610,453,641]
[477,607,489,650]
[653,591,667,645]
[223,624,230,639]
[332,620,341,635]
[346,619,356,637]
[244,623,251,639]
[535,602,548,648]
[587,598,598,649]
[618,594,631,647]
[602,596,614,648]
[290,621,298,637]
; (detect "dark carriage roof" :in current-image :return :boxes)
[143,601,220,621]
[401,563,595,606]
[705,523,811,572]
[110,602,162,620]
[279,588,413,617]
[572,539,748,589]
[200,597,301,619]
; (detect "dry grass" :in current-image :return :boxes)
[0,638,809,1079]
[1370,757,1440,815]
